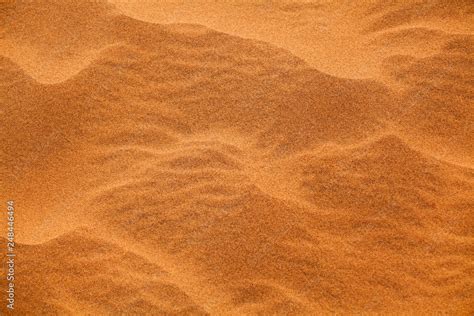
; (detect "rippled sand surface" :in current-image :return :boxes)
[1,1,473,314]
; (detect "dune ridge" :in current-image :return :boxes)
[1,0,473,314]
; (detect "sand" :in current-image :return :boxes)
[0,0,473,314]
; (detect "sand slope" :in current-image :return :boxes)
[1,0,473,314]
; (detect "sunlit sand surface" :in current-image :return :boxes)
[1,0,473,314]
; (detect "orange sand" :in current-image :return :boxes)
[0,0,473,314]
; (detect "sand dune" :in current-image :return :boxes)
[1,0,473,315]
[109,0,473,79]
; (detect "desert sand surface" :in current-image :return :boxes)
[0,0,473,314]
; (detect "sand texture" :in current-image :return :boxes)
[0,0,473,314]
